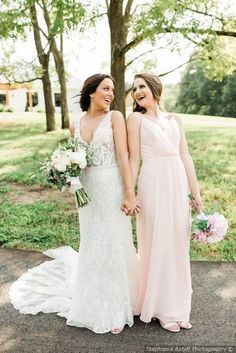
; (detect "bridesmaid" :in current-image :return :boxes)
[126,73,202,333]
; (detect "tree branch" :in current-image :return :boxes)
[125,46,165,68]
[39,26,49,40]
[105,0,109,11]
[88,11,107,23]
[123,25,236,55]
[0,69,42,84]
[30,3,49,62]
[124,0,133,22]
[131,3,149,16]
[35,0,44,12]
[122,35,144,54]
[214,30,236,37]
[158,57,199,77]
[10,76,42,84]
[178,0,226,23]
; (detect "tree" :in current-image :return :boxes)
[105,0,236,115]
[0,0,86,130]
[0,45,43,83]
[0,0,56,131]
[30,2,57,131]
[221,75,236,117]
[175,62,236,117]
[39,0,85,129]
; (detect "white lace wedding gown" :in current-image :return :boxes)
[10,110,140,334]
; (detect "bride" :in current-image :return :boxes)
[10,73,140,334]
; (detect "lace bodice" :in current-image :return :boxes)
[74,111,117,167]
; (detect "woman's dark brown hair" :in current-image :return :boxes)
[132,73,163,113]
[79,73,115,111]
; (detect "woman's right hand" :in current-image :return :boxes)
[190,193,202,213]
[121,196,141,216]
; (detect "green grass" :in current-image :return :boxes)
[186,127,236,261]
[0,113,69,185]
[0,112,235,260]
[0,198,80,251]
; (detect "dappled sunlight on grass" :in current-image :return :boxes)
[0,132,68,163]
[0,165,19,175]
[0,148,33,162]
[181,113,236,127]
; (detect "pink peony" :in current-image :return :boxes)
[194,230,207,243]
[208,213,228,237]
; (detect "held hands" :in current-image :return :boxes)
[120,193,141,216]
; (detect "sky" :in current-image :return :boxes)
[61,0,236,85]
[62,15,194,85]
[3,0,236,86]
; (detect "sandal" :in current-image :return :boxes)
[177,321,192,329]
[159,320,180,333]
[111,327,124,335]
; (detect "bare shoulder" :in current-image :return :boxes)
[127,111,142,127]
[110,110,125,128]
[111,109,124,121]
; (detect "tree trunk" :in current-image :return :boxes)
[41,63,56,131]
[30,3,56,131]
[51,35,70,129]
[108,0,132,116]
[111,52,126,116]
[41,1,70,129]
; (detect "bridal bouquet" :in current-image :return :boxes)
[41,138,93,207]
[191,211,228,244]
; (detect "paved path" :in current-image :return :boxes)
[0,248,235,353]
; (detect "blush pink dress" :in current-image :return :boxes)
[135,114,192,323]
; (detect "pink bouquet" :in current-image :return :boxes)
[192,212,228,244]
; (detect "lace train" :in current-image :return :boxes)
[10,111,140,333]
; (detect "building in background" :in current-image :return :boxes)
[0,75,82,114]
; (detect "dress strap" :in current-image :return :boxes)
[103,110,113,126]
[73,115,82,139]
[106,110,113,120]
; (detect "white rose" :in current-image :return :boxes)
[62,151,73,166]
[79,158,87,169]
[72,150,87,168]
[52,150,61,159]
[77,149,87,159]
[70,152,80,164]
[66,151,75,164]
[53,160,67,172]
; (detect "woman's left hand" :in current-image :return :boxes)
[121,198,141,216]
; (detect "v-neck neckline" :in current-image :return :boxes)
[142,114,172,132]
[79,112,108,146]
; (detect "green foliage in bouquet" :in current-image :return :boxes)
[41,138,93,207]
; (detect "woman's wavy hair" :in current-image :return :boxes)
[132,73,163,113]
[79,73,115,112]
